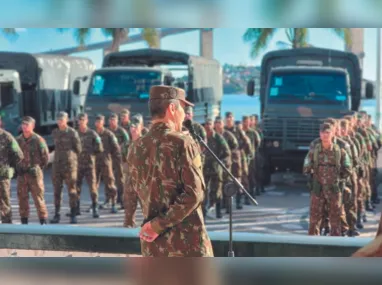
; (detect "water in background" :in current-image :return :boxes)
[222,94,377,123]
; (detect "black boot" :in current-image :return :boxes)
[356,212,363,229]
[216,201,222,219]
[21,217,28,224]
[40,219,47,225]
[70,207,77,224]
[236,193,243,210]
[50,207,60,224]
[111,203,118,214]
[76,200,81,216]
[362,212,368,223]
[348,229,360,237]
[92,203,100,218]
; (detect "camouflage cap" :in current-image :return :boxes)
[235,120,242,125]
[242,115,249,121]
[149,85,194,107]
[320,123,332,132]
[130,117,140,127]
[21,116,35,124]
[109,113,119,120]
[225,111,233,118]
[205,118,213,124]
[185,106,193,114]
[120,109,130,116]
[77,113,88,120]
[214,116,222,123]
[57,111,68,120]
[95,114,105,121]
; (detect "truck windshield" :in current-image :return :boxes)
[88,70,162,99]
[267,72,348,105]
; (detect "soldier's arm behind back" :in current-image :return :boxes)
[340,149,352,178]
[38,136,50,168]
[150,138,205,235]
[72,129,82,154]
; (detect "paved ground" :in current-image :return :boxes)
[8,168,382,238]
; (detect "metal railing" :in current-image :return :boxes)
[0,225,371,257]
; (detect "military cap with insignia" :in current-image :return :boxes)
[120,109,130,115]
[109,113,119,120]
[22,116,35,124]
[149,85,194,107]
[57,111,68,120]
[95,114,105,121]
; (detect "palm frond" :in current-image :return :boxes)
[243,28,277,58]
[73,28,92,47]
[1,28,18,41]
[331,28,352,47]
[141,28,160,48]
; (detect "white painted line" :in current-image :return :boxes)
[265,185,276,191]
[281,224,304,230]
[265,191,285,196]
[301,192,310,197]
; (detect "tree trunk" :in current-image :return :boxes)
[110,28,128,53]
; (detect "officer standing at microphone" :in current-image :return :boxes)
[126,85,213,257]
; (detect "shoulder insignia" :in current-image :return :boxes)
[11,140,20,152]
[95,136,101,144]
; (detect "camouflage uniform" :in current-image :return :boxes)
[51,112,82,223]
[125,85,213,257]
[0,128,24,223]
[365,125,381,204]
[182,119,207,164]
[16,118,49,224]
[304,125,352,236]
[120,109,131,140]
[109,115,130,206]
[204,122,231,218]
[77,124,103,217]
[95,116,120,212]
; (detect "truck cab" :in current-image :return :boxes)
[247,47,374,183]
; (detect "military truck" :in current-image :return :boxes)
[75,48,223,125]
[247,47,374,183]
[0,52,95,148]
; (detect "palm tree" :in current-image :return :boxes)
[1,28,18,40]
[243,28,352,58]
[57,28,160,53]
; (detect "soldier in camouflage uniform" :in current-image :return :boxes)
[122,118,142,228]
[75,113,103,218]
[303,123,352,236]
[94,114,119,213]
[225,112,252,209]
[0,116,24,223]
[214,116,241,213]
[16,116,49,225]
[133,113,149,136]
[242,115,262,199]
[50,112,82,224]
[108,113,130,208]
[183,106,207,163]
[203,118,231,219]
[120,109,131,139]
[125,85,213,257]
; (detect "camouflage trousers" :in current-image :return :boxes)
[77,165,98,204]
[96,159,117,204]
[357,168,366,215]
[123,164,139,228]
[112,156,125,204]
[320,200,349,233]
[0,179,12,223]
[369,159,378,200]
[17,173,48,220]
[52,162,78,210]
[364,166,371,201]
[203,173,223,210]
[309,189,342,236]
[248,158,256,197]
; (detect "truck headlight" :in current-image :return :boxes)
[273,141,280,147]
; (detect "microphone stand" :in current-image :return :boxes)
[189,129,259,257]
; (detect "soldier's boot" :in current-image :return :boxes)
[356,212,364,229]
[362,212,368,223]
[92,203,100,218]
[39,219,47,225]
[111,203,118,214]
[21,217,28,225]
[76,201,81,216]
[50,208,61,224]
[216,201,223,219]
[255,186,261,196]
[323,227,330,236]
[70,207,77,224]
[366,200,374,212]
[236,193,243,210]
[348,229,360,237]
[99,199,110,210]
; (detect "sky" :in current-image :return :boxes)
[0,28,379,80]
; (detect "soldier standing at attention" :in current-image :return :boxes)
[123,118,142,228]
[133,113,149,136]
[225,112,252,209]
[304,123,351,236]
[16,116,49,225]
[120,109,131,139]
[75,113,103,218]
[242,115,262,199]
[0,116,24,223]
[203,118,231,219]
[126,85,213,257]
[50,112,82,224]
[214,116,240,213]
[108,113,129,209]
[94,115,119,214]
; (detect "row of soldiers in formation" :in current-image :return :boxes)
[0,106,264,226]
[0,109,147,225]
[303,110,381,237]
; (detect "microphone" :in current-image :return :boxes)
[184,119,198,141]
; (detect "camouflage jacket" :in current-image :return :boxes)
[109,126,130,147]
[221,129,240,169]
[244,127,261,157]
[121,122,131,139]
[16,133,49,172]
[77,127,104,168]
[204,130,231,175]
[0,129,24,179]
[96,128,121,163]
[226,126,252,174]
[125,122,213,257]
[52,126,81,164]
[303,140,351,193]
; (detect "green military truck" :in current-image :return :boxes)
[247,47,374,183]
[0,52,95,148]
[74,48,223,125]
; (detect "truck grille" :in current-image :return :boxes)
[263,117,321,143]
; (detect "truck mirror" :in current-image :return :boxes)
[82,76,89,82]
[247,80,255,96]
[73,80,80,95]
[365,82,374,99]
